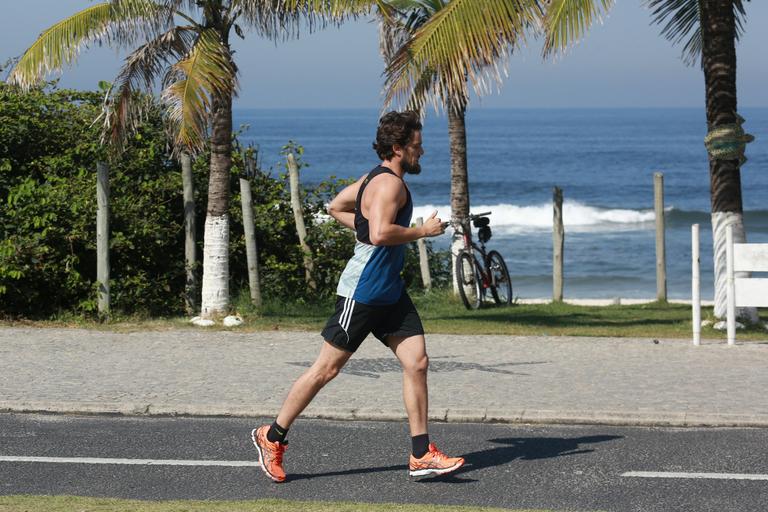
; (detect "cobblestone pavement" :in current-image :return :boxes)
[1,327,767,426]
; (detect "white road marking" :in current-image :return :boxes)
[622,471,768,481]
[0,456,259,467]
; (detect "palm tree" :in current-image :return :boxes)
[379,0,540,288]
[9,0,373,318]
[544,0,755,320]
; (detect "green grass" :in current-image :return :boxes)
[0,496,555,512]
[2,288,766,341]
[413,292,747,338]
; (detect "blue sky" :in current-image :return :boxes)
[2,1,766,109]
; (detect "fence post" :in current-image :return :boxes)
[286,152,317,291]
[415,217,432,291]
[180,153,197,315]
[654,172,667,302]
[96,161,110,318]
[692,223,701,346]
[553,187,564,302]
[240,155,262,307]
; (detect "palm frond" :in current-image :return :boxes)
[645,0,748,66]
[233,0,378,40]
[162,28,237,153]
[9,0,168,90]
[542,0,614,58]
[383,0,539,112]
[102,25,197,151]
[378,3,414,66]
[378,0,443,113]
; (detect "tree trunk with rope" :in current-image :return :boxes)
[700,0,757,322]
[448,98,470,295]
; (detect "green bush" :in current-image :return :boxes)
[0,82,185,317]
[0,83,450,319]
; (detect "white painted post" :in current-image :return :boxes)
[726,224,736,345]
[96,161,110,318]
[692,224,701,346]
[415,217,432,291]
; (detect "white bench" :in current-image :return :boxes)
[726,224,768,344]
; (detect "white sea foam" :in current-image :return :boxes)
[412,202,658,234]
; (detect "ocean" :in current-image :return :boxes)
[234,107,768,300]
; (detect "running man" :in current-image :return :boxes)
[251,111,465,483]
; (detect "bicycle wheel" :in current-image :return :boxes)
[487,250,513,305]
[456,250,482,310]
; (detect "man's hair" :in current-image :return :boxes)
[372,111,422,160]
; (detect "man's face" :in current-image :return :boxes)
[401,131,424,175]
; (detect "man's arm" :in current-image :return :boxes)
[327,176,365,230]
[367,175,444,246]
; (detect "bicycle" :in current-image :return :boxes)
[447,211,513,310]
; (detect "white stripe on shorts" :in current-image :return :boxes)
[340,297,350,327]
[339,297,355,332]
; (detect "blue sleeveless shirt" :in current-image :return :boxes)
[336,166,413,305]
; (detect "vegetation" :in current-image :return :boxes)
[7,286,766,342]
[0,82,182,316]
[8,0,375,318]
[0,82,448,320]
[0,496,551,512]
[236,291,768,340]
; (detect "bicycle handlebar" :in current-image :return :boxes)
[441,211,492,229]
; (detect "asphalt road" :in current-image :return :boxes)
[1,414,767,511]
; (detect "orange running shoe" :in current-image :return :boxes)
[408,442,465,478]
[251,426,287,483]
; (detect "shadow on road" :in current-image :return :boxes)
[288,435,621,483]
[288,464,405,482]
[288,356,548,379]
[457,435,623,473]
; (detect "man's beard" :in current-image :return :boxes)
[402,159,421,175]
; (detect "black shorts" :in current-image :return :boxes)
[321,292,425,353]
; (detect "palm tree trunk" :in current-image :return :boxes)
[700,0,756,322]
[200,92,232,317]
[448,98,470,294]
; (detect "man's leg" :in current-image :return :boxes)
[252,340,351,483]
[388,334,429,437]
[388,333,465,477]
[276,340,352,428]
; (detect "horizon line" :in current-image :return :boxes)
[233,105,768,110]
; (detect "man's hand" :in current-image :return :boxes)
[421,210,445,238]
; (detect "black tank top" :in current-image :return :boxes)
[354,166,413,244]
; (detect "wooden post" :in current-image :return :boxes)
[96,161,110,318]
[415,217,432,291]
[654,172,667,302]
[180,153,197,315]
[286,152,317,290]
[240,165,262,308]
[553,187,564,302]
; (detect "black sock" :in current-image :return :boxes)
[411,434,430,458]
[267,421,289,444]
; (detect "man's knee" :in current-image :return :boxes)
[405,353,429,375]
[310,361,342,384]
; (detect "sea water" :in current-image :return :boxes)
[235,108,768,300]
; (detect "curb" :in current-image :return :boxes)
[2,402,768,428]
